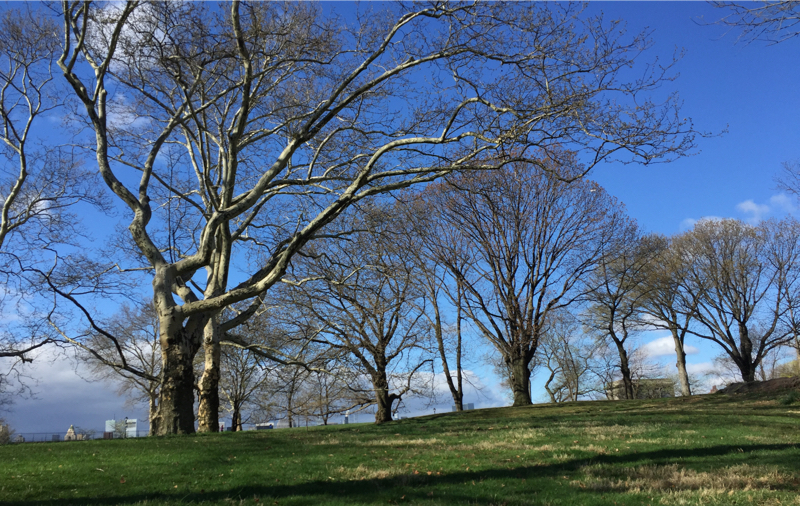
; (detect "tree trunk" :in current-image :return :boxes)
[569,369,580,402]
[287,376,296,428]
[148,393,159,436]
[435,302,463,410]
[509,355,532,406]
[671,328,692,396]
[617,344,634,399]
[738,324,756,382]
[455,283,464,410]
[231,403,242,432]
[155,342,197,435]
[737,358,756,382]
[544,368,558,403]
[197,317,221,433]
[373,372,394,423]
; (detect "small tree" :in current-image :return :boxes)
[287,211,433,423]
[80,302,161,435]
[397,194,474,411]
[538,310,598,403]
[583,225,660,399]
[639,235,697,396]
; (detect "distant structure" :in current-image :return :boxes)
[105,419,139,438]
[64,425,80,441]
[452,403,475,412]
[606,379,675,400]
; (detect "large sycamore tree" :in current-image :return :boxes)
[48,1,695,434]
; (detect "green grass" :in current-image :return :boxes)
[1,392,799,506]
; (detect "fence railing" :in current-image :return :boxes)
[5,430,148,443]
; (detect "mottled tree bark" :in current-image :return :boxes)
[155,340,198,434]
[197,318,222,433]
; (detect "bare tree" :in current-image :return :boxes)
[715,1,800,44]
[80,301,161,435]
[583,226,663,399]
[396,195,473,411]
[538,310,598,403]
[51,1,696,434]
[217,344,267,432]
[638,234,698,396]
[291,367,360,426]
[287,212,432,423]
[675,218,800,382]
[0,8,109,407]
[431,160,627,406]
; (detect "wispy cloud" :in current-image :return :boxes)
[735,193,796,224]
[682,193,796,229]
[736,199,770,224]
[680,216,725,231]
[769,194,796,213]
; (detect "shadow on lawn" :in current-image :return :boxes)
[4,443,799,506]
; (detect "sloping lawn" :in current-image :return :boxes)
[1,392,799,505]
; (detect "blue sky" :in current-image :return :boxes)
[587,2,799,234]
[3,2,799,434]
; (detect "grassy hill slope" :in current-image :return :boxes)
[1,392,799,506]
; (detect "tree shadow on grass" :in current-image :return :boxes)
[4,443,799,506]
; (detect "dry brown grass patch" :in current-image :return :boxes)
[581,424,653,440]
[573,463,792,493]
[569,444,609,454]
[335,465,401,481]
[365,437,442,447]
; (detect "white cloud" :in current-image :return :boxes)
[641,336,699,358]
[682,193,797,230]
[734,193,796,225]
[393,369,508,418]
[685,361,716,375]
[736,199,770,224]
[769,193,796,214]
[680,216,725,230]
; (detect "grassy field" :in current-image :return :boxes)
[1,392,799,506]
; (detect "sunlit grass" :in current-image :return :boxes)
[1,391,798,505]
